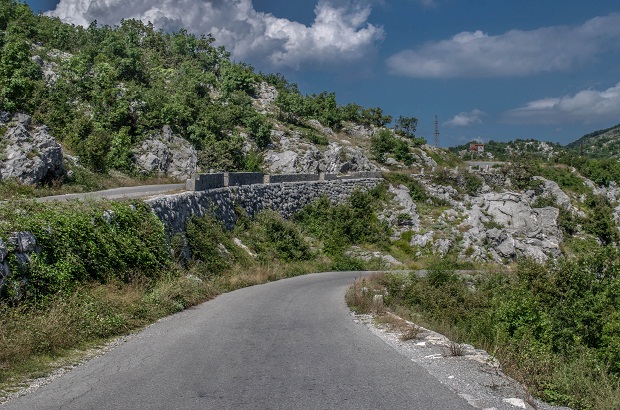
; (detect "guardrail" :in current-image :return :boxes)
[186,171,383,191]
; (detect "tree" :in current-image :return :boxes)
[395,115,418,138]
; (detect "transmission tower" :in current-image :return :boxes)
[434,115,440,147]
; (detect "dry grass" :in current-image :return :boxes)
[0,260,319,394]
[400,325,421,341]
[444,341,465,357]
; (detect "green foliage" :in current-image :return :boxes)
[0,201,172,299]
[558,153,620,187]
[582,194,620,245]
[383,172,428,201]
[500,158,539,190]
[370,129,413,164]
[295,191,390,256]
[539,163,589,194]
[301,130,329,146]
[432,168,483,196]
[394,115,418,138]
[220,61,256,97]
[236,210,311,262]
[374,248,620,408]
[186,213,238,276]
[0,19,43,111]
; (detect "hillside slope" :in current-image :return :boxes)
[566,123,620,158]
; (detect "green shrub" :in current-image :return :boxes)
[237,210,311,262]
[295,191,390,255]
[0,201,172,299]
[186,213,237,277]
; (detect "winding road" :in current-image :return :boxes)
[3,271,473,409]
[35,183,186,202]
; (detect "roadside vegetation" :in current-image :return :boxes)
[346,254,620,410]
[0,189,389,396]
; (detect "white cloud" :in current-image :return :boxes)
[48,0,384,69]
[503,83,620,125]
[444,109,485,127]
[387,13,620,78]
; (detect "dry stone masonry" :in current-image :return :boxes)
[148,174,383,235]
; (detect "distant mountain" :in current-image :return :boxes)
[566,123,620,158]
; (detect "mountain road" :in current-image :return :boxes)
[2,271,473,410]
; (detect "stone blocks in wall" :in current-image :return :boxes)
[225,172,265,187]
[147,178,384,235]
[186,173,226,191]
[352,171,383,179]
[321,173,339,181]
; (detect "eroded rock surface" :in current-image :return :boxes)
[0,113,65,185]
[133,125,197,179]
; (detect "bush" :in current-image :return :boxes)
[236,210,312,262]
[186,213,237,277]
[0,201,172,300]
[295,191,390,255]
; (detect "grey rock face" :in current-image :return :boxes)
[383,184,420,235]
[0,114,65,185]
[459,190,562,262]
[532,177,572,210]
[264,133,378,175]
[134,126,197,179]
[0,231,39,298]
[253,82,278,114]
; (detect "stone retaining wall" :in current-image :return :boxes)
[147,178,383,235]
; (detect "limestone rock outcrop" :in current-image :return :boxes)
[0,113,65,185]
[133,125,197,179]
[264,131,378,175]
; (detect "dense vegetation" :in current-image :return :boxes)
[0,0,421,179]
[566,123,620,159]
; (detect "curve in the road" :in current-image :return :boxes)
[2,271,473,410]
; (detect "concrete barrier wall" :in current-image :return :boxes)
[185,173,226,190]
[225,172,265,187]
[267,174,320,184]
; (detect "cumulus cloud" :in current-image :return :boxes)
[444,109,485,127]
[387,13,620,78]
[48,0,384,69]
[503,83,620,125]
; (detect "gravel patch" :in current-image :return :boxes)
[352,312,572,410]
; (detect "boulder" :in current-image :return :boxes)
[387,184,420,231]
[533,177,572,210]
[0,114,65,185]
[134,126,197,179]
[264,134,377,175]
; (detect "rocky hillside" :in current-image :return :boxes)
[0,0,441,188]
[450,139,562,161]
[565,123,620,158]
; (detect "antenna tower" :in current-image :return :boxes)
[434,115,440,147]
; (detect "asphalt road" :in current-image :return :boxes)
[3,271,473,410]
[35,183,186,202]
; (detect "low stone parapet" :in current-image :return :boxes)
[267,174,320,183]
[225,172,265,187]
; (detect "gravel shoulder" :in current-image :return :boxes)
[354,312,572,410]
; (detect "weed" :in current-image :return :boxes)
[400,325,421,341]
[445,341,464,357]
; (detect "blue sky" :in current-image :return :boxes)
[24,0,620,147]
